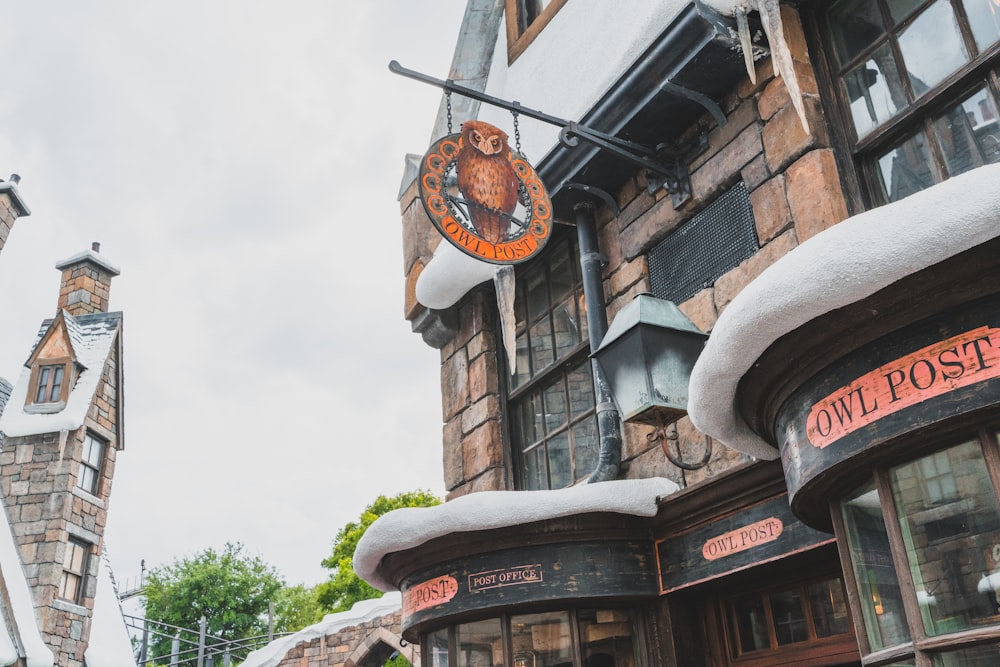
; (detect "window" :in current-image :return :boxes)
[31,363,68,405]
[509,236,598,490]
[60,538,89,603]
[504,0,569,63]
[422,608,641,667]
[77,433,105,496]
[836,427,1000,663]
[819,0,1000,204]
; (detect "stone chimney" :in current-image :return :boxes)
[0,175,31,258]
[55,242,120,316]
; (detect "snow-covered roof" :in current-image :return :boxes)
[0,310,122,438]
[688,164,1000,460]
[84,558,140,667]
[239,594,403,667]
[355,477,680,591]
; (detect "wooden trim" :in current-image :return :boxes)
[504,0,570,64]
[830,499,873,657]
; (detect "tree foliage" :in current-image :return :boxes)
[316,490,441,614]
[143,542,284,663]
[271,584,323,634]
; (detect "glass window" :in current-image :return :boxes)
[504,0,569,62]
[60,538,89,603]
[890,440,1000,636]
[725,575,853,659]
[510,237,597,490]
[34,364,66,404]
[426,608,639,667]
[837,428,1000,663]
[820,0,1000,205]
[77,433,105,496]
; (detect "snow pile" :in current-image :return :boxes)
[239,594,402,667]
[84,559,137,667]
[688,163,1000,459]
[355,477,679,591]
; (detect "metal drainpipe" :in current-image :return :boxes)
[575,201,623,483]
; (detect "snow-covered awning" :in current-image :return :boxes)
[355,477,679,591]
[688,164,1000,460]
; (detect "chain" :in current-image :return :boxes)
[446,91,453,134]
[512,107,523,156]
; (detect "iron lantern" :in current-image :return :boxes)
[592,293,708,428]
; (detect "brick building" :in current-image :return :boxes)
[0,180,133,667]
[349,0,1000,665]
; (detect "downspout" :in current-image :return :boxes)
[574,202,623,483]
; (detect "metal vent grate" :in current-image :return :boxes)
[648,182,758,304]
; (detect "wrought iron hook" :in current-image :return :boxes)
[646,419,712,471]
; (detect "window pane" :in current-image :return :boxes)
[513,394,542,449]
[547,432,571,489]
[36,367,50,403]
[731,593,770,653]
[79,468,96,495]
[891,440,1000,636]
[571,418,599,481]
[529,318,555,372]
[84,436,104,467]
[522,445,546,491]
[842,482,911,650]
[552,297,581,359]
[578,609,637,667]
[542,380,568,434]
[511,611,572,667]
[932,643,1000,666]
[514,332,531,389]
[808,578,852,638]
[843,44,907,138]
[933,87,1000,176]
[566,361,595,418]
[425,629,449,667]
[886,0,924,23]
[526,270,549,322]
[456,618,502,667]
[51,366,64,400]
[771,588,809,645]
[60,572,80,602]
[964,0,1000,51]
[876,131,934,201]
[548,246,574,307]
[828,0,886,66]
[898,1,969,97]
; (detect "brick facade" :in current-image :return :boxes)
[268,609,415,667]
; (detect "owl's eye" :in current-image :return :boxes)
[490,137,500,148]
[472,132,482,142]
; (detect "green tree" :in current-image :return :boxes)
[143,542,284,664]
[316,490,440,613]
[272,584,323,633]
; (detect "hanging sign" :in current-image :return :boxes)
[418,120,552,264]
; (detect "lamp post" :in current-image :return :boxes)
[592,292,710,469]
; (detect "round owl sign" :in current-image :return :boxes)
[418,120,552,264]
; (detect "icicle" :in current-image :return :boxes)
[735,6,756,84]
[756,0,810,133]
[494,266,518,375]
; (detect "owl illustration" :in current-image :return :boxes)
[456,120,520,244]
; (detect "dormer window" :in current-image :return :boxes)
[505,0,568,63]
[35,364,65,403]
[26,358,73,412]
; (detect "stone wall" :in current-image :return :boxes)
[270,610,417,667]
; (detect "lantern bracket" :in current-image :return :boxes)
[648,419,713,471]
[390,60,717,206]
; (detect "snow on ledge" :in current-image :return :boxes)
[239,593,402,667]
[415,241,497,310]
[688,164,1000,460]
[355,477,680,591]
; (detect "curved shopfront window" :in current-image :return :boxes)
[421,608,641,667]
[837,427,1000,664]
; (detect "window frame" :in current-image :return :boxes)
[812,0,1000,208]
[506,234,598,491]
[76,433,106,497]
[26,358,72,410]
[504,0,569,64]
[830,421,1000,664]
[59,537,90,604]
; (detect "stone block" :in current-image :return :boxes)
[787,149,850,242]
[763,101,813,173]
[400,195,440,275]
[462,421,502,481]
[617,187,657,234]
[440,349,469,422]
[403,261,425,321]
[678,288,718,334]
[468,352,499,403]
[620,195,685,262]
[683,439,751,486]
[608,256,647,299]
[690,123,764,204]
[692,99,760,173]
[461,396,499,434]
[714,230,798,313]
[468,466,506,493]
[749,175,792,244]
[622,441,683,486]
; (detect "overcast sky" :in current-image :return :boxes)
[0,2,468,588]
